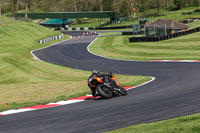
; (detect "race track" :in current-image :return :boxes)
[0,31,200,133]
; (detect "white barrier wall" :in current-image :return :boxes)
[39,34,64,44]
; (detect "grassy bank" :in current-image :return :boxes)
[90,21,200,61]
[69,18,109,28]
[105,7,200,27]
[107,113,200,133]
[67,7,200,28]
[0,19,150,111]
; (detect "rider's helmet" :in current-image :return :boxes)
[108,72,113,78]
[92,69,100,74]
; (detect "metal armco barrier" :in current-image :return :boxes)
[39,34,64,44]
[129,27,200,43]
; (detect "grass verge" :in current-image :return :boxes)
[0,19,151,111]
[69,18,109,28]
[90,24,200,61]
[107,113,200,133]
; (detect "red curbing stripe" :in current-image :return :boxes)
[151,60,163,62]
[68,86,135,100]
[22,104,60,109]
[69,96,88,100]
[69,86,135,100]
[196,60,200,62]
[69,96,94,100]
[84,96,96,99]
[69,96,100,100]
[85,96,101,99]
[171,60,180,62]
[124,86,135,90]
[0,86,135,117]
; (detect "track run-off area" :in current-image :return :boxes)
[0,31,200,133]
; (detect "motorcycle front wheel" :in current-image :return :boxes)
[119,86,127,96]
[97,85,112,99]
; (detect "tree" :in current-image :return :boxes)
[140,0,145,15]
[25,0,28,19]
[117,0,120,12]
[100,0,103,11]
[0,0,2,24]
[164,0,169,14]
[0,0,2,16]
[128,0,133,17]
[1,0,199,18]
[12,0,19,17]
[74,0,83,12]
[120,0,129,17]
[156,0,160,15]
[173,0,185,9]
[102,0,114,11]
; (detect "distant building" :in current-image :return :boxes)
[145,19,189,37]
[40,19,74,28]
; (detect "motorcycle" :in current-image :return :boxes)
[88,72,127,99]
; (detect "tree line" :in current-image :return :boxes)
[0,0,200,18]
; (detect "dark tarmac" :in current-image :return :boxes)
[0,31,200,133]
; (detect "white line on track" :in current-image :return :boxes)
[126,77,156,90]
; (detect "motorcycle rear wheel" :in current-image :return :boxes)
[97,85,112,99]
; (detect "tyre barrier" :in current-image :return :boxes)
[39,34,64,44]
[196,27,200,31]
[129,26,200,43]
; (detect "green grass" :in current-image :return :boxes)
[105,7,200,27]
[146,7,200,23]
[0,16,17,25]
[69,18,110,28]
[105,20,138,27]
[0,18,150,111]
[187,20,200,29]
[99,32,122,36]
[90,25,200,61]
[63,7,200,29]
[107,113,200,133]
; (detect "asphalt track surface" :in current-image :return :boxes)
[0,31,200,133]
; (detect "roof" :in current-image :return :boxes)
[42,19,73,24]
[146,19,189,29]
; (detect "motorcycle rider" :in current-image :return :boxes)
[88,69,120,97]
[88,69,101,97]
